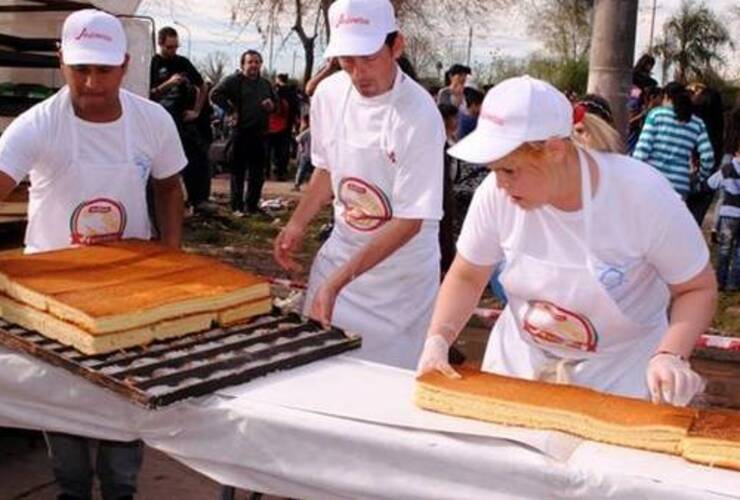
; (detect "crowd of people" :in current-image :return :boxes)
[0,1,737,498]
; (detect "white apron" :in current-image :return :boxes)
[304,70,440,369]
[25,91,152,254]
[483,148,666,399]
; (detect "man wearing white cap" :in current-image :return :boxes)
[0,9,186,499]
[417,76,716,407]
[274,0,445,369]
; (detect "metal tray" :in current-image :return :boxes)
[0,312,361,408]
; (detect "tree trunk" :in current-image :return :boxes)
[587,0,639,136]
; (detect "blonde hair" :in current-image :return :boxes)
[572,113,625,153]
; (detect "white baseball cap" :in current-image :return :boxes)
[61,9,127,66]
[324,0,398,58]
[448,76,573,164]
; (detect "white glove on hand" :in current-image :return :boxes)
[646,353,705,407]
[415,335,460,379]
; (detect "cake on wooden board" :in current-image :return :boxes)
[0,240,272,354]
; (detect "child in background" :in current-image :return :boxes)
[293,114,313,191]
[707,105,740,291]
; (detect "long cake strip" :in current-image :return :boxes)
[416,367,696,454]
[682,410,740,470]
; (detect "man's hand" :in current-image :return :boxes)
[274,223,305,272]
[182,109,199,123]
[646,352,705,406]
[261,98,275,112]
[416,335,460,379]
[309,278,341,327]
[166,73,186,87]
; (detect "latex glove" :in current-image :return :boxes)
[416,335,460,379]
[646,353,706,407]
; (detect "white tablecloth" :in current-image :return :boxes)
[1,347,738,499]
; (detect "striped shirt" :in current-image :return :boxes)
[708,155,740,218]
[633,106,714,196]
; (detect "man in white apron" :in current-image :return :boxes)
[416,76,715,407]
[274,0,445,370]
[0,10,186,499]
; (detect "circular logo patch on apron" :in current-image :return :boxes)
[338,177,392,232]
[522,300,598,352]
[70,198,127,245]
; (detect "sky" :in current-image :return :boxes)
[136,0,739,80]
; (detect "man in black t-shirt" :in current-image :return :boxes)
[150,26,213,213]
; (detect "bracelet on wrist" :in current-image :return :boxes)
[652,350,687,362]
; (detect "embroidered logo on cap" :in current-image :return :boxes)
[75,27,113,42]
[336,14,371,28]
[480,111,505,126]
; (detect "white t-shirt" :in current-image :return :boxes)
[457,150,709,325]
[310,70,445,221]
[0,87,185,185]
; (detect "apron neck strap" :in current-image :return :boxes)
[334,65,404,152]
[69,90,132,162]
[510,145,597,258]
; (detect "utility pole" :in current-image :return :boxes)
[587,0,639,136]
[648,0,658,51]
[466,26,473,67]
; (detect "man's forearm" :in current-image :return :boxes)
[328,217,423,290]
[153,176,184,248]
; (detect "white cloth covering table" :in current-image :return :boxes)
[0,347,738,499]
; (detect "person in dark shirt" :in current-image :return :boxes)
[150,26,213,213]
[210,49,275,216]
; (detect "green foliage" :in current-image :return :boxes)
[526,0,593,61]
[652,0,733,84]
[474,54,589,95]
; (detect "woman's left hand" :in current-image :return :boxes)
[646,352,705,406]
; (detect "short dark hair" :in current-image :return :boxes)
[240,49,263,66]
[158,26,178,45]
[384,31,399,48]
[448,64,471,77]
[276,73,289,84]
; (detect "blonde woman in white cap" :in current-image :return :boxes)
[0,9,187,499]
[417,76,717,407]
[274,0,445,369]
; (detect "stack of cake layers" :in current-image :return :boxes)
[0,239,271,354]
[416,367,740,471]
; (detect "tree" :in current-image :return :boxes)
[196,51,230,85]
[652,0,733,84]
[231,0,507,86]
[525,0,594,62]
